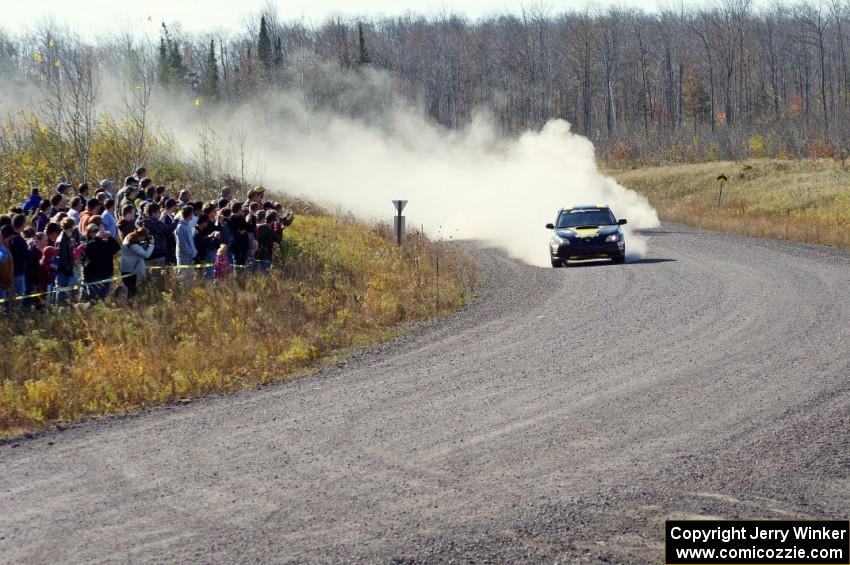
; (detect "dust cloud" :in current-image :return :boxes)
[9,61,661,266]
[164,72,660,267]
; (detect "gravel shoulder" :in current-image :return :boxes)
[1,224,848,564]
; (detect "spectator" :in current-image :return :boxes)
[100,179,115,199]
[48,193,65,217]
[136,202,170,269]
[118,205,136,241]
[79,198,101,234]
[228,202,250,266]
[134,167,147,184]
[24,232,46,304]
[161,198,178,226]
[45,222,61,246]
[0,225,15,308]
[246,186,265,205]
[22,188,42,215]
[33,200,51,233]
[118,185,138,210]
[56,217,79,303]
[77,182,90,200]
[39,246,58,294]
[139,178,153,201]
[216,207,233,250]
[68,197,84,225]
[87,215,104,232]
[214,244,231,280]
[120,227,153,298]
[102,199,117,239]
[83,224,120,301]
[116,177,138,207]
[9,214,28,298]
[256,211,280,271]
[200,202,219,266]
[4,175,285,306]
[193,214,218,280]
[41,224,59,249]
[175,206,197,285]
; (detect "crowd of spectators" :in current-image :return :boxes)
[0,167,294,308]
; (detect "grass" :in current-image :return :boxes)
[0,214,475,437]
[607,159,850,250]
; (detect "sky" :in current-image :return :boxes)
[1,0,726,38]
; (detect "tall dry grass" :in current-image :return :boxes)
[0,215,475,436]
[608,159,850,250]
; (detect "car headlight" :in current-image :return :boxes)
[605,233,620,243]
[551,235,568,246]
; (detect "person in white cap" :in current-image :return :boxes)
[100,179,115,200]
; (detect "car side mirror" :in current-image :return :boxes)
[545,223,554,230]
[618,218,628,225]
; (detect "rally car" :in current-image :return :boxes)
[545,205,627,267]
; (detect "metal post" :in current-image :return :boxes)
[716,173,728,212]
[392,200,407,246]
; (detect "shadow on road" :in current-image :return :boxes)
[564,257,676,268]
[633,229,691,236]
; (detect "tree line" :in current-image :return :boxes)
[2,0,850,163]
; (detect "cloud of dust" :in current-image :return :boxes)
[5,60,660,267]
[160,69,660,267]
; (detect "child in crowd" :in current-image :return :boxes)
[39,246,58,293]
[214,244,232,281]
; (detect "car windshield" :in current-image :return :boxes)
[556,209,617,228]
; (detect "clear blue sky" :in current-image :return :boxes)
[3,0,742,38]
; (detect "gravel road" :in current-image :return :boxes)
[1,224,848,564]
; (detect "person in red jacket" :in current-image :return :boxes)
[39,246,59,293]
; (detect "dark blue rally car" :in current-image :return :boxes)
[545,205,627,267]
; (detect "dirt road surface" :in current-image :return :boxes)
[1,225,848,563]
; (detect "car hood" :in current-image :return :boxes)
[556,225,619,238]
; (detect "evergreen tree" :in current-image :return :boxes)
[257,15,272,81]
[168,41,186,85]
[203,39,219,100]
[358,23,371,66]
[274,36,283,68]
[158,23,187,89]
[157,34,173,87]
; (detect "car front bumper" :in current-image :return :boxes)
[552,240,623,260]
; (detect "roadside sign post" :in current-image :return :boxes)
[716,174,728,211]
[392,200,407,246]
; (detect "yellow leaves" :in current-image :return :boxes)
[277,336,317,363]
[748,135,766,158]
[194,98,202,107]
[54,60,60,68]
[23,379,62,422]
[33,51,43,62]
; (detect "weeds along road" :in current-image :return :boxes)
[1,225,849,564]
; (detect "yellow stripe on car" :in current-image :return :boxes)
[574,227,600,235]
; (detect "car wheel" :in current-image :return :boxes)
[612,251,626,264]
[551,258,564,268]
